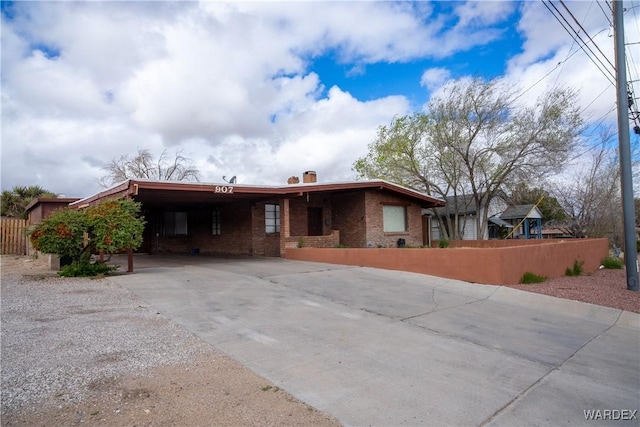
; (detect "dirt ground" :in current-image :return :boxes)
[1,256,340,427]
[2,255,638,426]
[5,355,339,427]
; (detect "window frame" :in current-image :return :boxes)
[265,203,280,234]
[211,207,221,236]
[382,204,408,233]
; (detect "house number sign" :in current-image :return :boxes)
[214,186,234,194]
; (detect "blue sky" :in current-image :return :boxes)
[1,1,638,198]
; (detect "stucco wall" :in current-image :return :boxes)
[285,238,609,285]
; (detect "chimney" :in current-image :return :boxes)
[287,176,300,184]
[302,171,317,183]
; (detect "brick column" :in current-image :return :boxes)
[280,198,290,257]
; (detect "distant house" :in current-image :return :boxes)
[498,204,544,239]
[56,171,445,256]
[25,197,81,226]
[430,193,507,240]
[541,227,573,239]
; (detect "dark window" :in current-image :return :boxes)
[211,207,221,235]
[265,204,280,233]
[164,211,188,236]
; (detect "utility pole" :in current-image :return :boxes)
[613,0,639,291]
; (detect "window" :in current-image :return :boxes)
[383,205,407,232]
[265,204,280,233]
[164,211,188,236]
[211,207,221,235]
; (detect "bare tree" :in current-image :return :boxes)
[555,138,622,242]
[100,149,201,187]
[354,78,583,239]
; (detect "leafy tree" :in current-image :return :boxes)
[84,199,145,255]
[1,185,57,219]
[100,148,200,187]
[507,183,567,223]
[354,78,583,239]
[29,199,145,270]
[28,208,86,262]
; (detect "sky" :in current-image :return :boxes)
[1,0,639,198]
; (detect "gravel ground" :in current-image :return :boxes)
[0,255,340,426]
[1,255,638,426]
[505,261,640,314]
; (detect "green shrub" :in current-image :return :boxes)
[520,272,546,284]
[335,243,348,248]
[565,260,584,276]
[297,237,305,248]
[58,262,118,277]
[438,238,450,248]
[601,256,624,269]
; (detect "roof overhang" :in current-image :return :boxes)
[25,197,82,212]
[70,179,446,209]
[489,216,514,228]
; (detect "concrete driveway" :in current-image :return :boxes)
[108,255,639,426]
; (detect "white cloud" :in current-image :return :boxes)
[420,67,451,91]
[2,0,632,200]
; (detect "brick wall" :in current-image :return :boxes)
[363,190,424,248]
[331,191,366,247]
[148,202,254,255]
[251,200,282,257]
[284,230,340,249]
[287,194,333,236]
[138,189,428,255]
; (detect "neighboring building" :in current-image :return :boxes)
[23,197,81,259]
[541,227,573,239]
[25,197,81,225]
[66,172,444,256]
[498,204,544,239]
[430,194,507,241]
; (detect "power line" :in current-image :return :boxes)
[597,0,613,25]
[559,0,616,71]
[541,1,616,85]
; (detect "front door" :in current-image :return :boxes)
[307,207,323,236]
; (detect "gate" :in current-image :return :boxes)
[1,217,28,255]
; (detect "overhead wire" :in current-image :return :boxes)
[560,0,616,70]
[597,0,613,25]
[550,0,617,83]
[514,3,612,102]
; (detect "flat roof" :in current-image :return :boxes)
[70,179,445,208]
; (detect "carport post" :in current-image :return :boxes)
[127,248,134,273]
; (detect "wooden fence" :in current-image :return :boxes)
[1,217,28,255]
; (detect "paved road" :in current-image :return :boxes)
[109,255,639,426]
